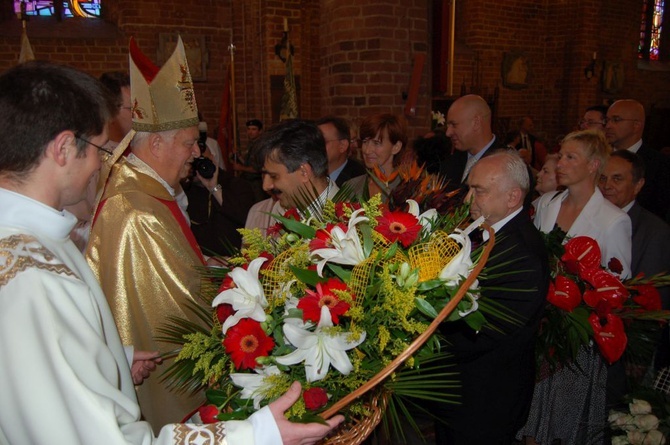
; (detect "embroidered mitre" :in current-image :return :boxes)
[129,36,199,132]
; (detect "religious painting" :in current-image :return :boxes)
[158,34,208,82]
[502,52,530,90]
[602,61,624,93]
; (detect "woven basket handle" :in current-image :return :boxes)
[320,224,495,419]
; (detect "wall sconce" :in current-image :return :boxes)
[584,52,597,80]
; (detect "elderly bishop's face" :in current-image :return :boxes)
[162,126,200,187]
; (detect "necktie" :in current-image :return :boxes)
[462,156,476,182]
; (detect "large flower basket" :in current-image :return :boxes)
[160,195,495,445]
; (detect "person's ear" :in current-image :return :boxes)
[299,163,314,183]
[391,141,402,155]
[47,130,77,167]
[508,187,523,208]
[633,177,645,196]
[148,133,162,157]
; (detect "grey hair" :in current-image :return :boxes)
[131,129,180,149]
[490,149,530,194]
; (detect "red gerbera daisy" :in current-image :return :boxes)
[223,318,275,370]
[298,278,351,324]
[375,210,421,247]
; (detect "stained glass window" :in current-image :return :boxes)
[14,1,101,18]
[639,0,665,60]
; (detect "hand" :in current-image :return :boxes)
[196,166,220,192]
[269,382,344,445]
[131,350,163,385]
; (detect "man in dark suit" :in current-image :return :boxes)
[599,150,670,306]
[435,150,549,444]
[439,95,500,188]
[514,116,548,171]
[606,99,670,221]
[316,116,366,187]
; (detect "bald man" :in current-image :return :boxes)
[440,94,499,185]
[440,94,534,209]
[606,99,670,220]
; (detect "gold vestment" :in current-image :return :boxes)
[87,158,205,431]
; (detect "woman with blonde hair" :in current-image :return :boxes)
[518,130,632,445]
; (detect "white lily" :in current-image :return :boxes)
[310,208,368,277]
[438,229,475,287]
[212,257,268,334]
[458,291,480,317]
[275,306,366,382]
[230,365,281,410]
[406,199,438,234]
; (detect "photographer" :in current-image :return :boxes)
[185,122,255,254]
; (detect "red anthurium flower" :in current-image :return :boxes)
[303,387,329,410]
[375,211,421,248]
[595,299,613,318]
[581,269,629,309]
[198,405,220,424]
[223,318,275,370]
[589,313,627,364]
[561,236,601,276]
[547,275,582,311]
[607,258,623,275]
[298,278,351,324]
[309,223,347,251]
[216,303,235,325]
[632,284,662,311]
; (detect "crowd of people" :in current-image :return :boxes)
[0,32,669,445]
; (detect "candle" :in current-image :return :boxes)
[593,51,597,60]
[284,18,288,32]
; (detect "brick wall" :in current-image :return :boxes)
[0,0,668,147]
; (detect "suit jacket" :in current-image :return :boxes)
[438,139,535,210]
[534,188,632,278]
[628,201,670,307]
[436,210,549,444]
[333,158,367,187]
[635,143,670,221]
[185,170,256,254]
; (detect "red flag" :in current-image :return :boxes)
[217,64,234,172]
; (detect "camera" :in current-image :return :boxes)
[192,122,216,179]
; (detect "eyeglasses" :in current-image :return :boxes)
[119,106,132,111]
[604,117,639,125]
[578,119,605,127]
[76,136,113,155]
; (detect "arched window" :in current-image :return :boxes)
[13,1,101,18]
[639,0,667,61]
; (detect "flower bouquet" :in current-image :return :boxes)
[536,228,670,375]
[609,396,669,445]
[159,184,496,443]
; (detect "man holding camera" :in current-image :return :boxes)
[86,37,214,429]
[184,121,255,254]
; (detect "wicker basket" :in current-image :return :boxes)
[317,225,495,445]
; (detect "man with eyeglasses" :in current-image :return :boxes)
[606,99,670,221]
[578,105,608,132]
[316,115,366,187]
